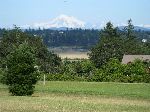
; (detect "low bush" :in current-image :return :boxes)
[123,59,150,83]
[42,58,149,83]
[91,58,149,83]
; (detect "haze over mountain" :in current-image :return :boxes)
[20,14,150,31]
[119,26,150,31]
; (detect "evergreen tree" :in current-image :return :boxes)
[4,43,39,96]
[123,19,150,54]
[123,19,138,54]
[89,22,124,68]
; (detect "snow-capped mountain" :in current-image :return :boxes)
[50,15,85,28]
[20,15,150,31]
[22,15,85,29]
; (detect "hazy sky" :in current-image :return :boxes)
[0,0,150,28]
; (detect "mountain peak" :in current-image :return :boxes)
[50,14,85,28]
[22,15,85,29]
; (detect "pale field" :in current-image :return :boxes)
[58,52,88,59]
[0,93,150,112]
[0,81,150,112]
[49,47,89,59]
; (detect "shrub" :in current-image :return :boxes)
[100,58,124,82]
[91,58,149,83]
[41,58,150,83]
[3,43,39,96]
[123,59,149,83]
[91,68,104,82]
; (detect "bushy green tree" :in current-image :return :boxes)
[0,27,61,73]
[89,22,124,68]
[4,43,39,96]
[102,58,124,82]
[45,59,95,81]
[92,58,125,82]
[123,59,149,83]
[36,48,62,73]
[92,58,149,83]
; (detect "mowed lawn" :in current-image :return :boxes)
[0,81,150,112]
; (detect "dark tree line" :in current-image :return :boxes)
[0,27,150,49]
[25,28,99,48]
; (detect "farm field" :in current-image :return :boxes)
[0,81,150,112]
[58,52,88,59]
[49,47,89,59]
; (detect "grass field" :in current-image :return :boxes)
[58,52,88,59]
[49,47,89,59]
[0,81,150,112]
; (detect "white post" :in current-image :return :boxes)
[6,65,8,70]
[43,74,45,85]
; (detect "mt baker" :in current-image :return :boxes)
[22,15,85,29]
[21,15,150,31]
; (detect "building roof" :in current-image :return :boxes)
[122,55,150,64]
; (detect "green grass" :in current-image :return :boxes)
[0,81,150,112]
[36,81,150,99]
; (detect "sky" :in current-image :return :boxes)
[0,0,150,28]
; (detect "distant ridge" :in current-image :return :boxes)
[119,26,150,31]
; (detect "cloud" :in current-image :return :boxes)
[134,24,150,28]
[143,24,150,28]
[20,15,150,29]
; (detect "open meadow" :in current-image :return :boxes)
[58,52,88,59]
[0,81,150,112]
[49,47,89,59]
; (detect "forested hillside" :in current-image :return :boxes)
[25,28,99,48]
[0,28,150,48]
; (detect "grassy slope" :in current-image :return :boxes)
[36,81,150,99]
[0,81,150,112]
